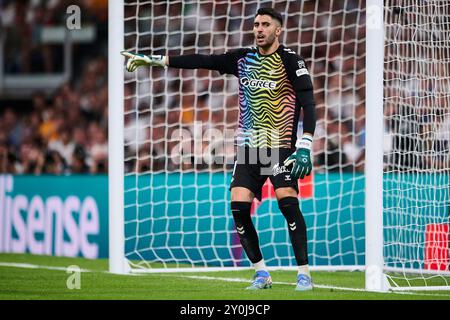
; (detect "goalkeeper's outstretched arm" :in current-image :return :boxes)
[121,50,245,75]
[121,51,217,71]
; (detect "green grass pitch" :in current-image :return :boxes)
[1,253,449,300]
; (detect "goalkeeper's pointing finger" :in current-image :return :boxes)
[121,51,135,58]
[120,51,166,71]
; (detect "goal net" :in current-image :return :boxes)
[383,0,450,290]
[122,0,366,270]
[112,0,450,290]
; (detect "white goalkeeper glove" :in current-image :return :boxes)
[120,51,167,72]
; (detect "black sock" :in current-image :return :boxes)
[231,201,263,264]
[278,197,309,266]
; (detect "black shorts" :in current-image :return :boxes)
[230,147,298,201]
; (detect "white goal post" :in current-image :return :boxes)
[108,0,450,292]
[108,0,127,275]
[365,0,387,292]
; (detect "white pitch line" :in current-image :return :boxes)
[1,262,449,298]
[165,274,450,298]
[0,262,93,273]
[0,262,145,276]
[163,274,367,292]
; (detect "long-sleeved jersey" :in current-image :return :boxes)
[170,44,316,149]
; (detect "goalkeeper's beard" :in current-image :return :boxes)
[256,33,277,51]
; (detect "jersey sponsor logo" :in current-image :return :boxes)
[283,48,296,54]
[272,163,289,176]
[296,68,309,77]
[240,77,277,90]
[296,60,309,77]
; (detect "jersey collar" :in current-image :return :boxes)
[257,44,283,57]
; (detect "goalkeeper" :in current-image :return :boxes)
[122,7,316,291]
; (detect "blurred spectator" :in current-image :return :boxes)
[2,108,24,150]
[48,127,75,166]
[89,126,108,173]
[0,130,17,173]
[43,150,67,174]
[31,92,50,119]
[38,108,64,144]
[19,140,45,175]
[71,145,89,174]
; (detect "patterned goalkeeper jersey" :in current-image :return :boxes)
[214,45,313,149]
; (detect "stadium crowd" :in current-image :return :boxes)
[1,0,108,174]
[1,0,416,175]
[0,57,108,174]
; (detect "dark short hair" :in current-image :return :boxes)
[255,7,283,26]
